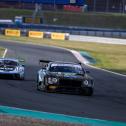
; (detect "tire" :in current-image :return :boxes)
[14,74,20,80]
[36,74,39,83]
[19,75,24,80]
[83,87,93,96]
[37,84,41,91]
[15,74,24,80]
[20,74,25,80]
[36,75,41,91]
[37,82,46,91]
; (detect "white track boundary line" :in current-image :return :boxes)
[2,48,8,58]
[70,50,89,64]
[70,49,126,77]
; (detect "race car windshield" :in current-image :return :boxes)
[50,64,84,74]
[0,60,18,66]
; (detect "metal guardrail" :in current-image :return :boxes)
[0,23,126,39]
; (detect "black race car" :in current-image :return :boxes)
[37,60,94,96]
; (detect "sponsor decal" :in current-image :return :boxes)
[51,32,65,40]
[49,85,57,89]
[64,73,76,76]
[64,5,82,12]
[24,17,42,24]
[5,29,20,37]
[28,31,43,38]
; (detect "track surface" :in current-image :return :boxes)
[0,41,126,122]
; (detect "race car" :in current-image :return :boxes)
[37,60,94,96]
[0,58,25,80]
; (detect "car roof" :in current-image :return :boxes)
[0,58,19,62]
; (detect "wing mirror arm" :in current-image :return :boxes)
[42,64,48,70]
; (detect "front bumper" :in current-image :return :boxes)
[46,78,83,94]
[0,72,20,79]
[47,84,85,94]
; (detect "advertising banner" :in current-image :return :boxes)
[0,0,85,6]
[51,32,65,40]
[28,31,43,38]
[5,29,20,37]
[64,5,82,12]
[23,17,42,24]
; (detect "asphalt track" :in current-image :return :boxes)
[0,41,126,122]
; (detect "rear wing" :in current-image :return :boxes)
[39,59,52,69]
[39,60,85,71]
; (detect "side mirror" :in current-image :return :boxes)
[86,70,90,74]
[19,59,25,67]
[22,64,25,67]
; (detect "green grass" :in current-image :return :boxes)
[0,8,32,19]
[0,35,126,74]
[0,8,126,29]
[0,46,6,57]
[44,11,126,29]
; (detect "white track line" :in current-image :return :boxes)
[70,49,126,77]
[70,50,89,64]
[2,48,8,58]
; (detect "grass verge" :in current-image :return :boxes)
[0,35,126,74]
[0,8,126,29]
[0,114,85,126]
[0,46,6,57]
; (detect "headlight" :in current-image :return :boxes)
[52,78,58,83]
[48,77,58,84]
[15,67,19,72]
[83,80,89,86]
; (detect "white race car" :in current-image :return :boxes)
[0,58,25,80]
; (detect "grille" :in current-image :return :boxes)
[59,79,82,88]
[0,67,15,71]
[0,65,16,71]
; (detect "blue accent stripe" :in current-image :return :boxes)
[0,105,126,126]
[79,51,96,64]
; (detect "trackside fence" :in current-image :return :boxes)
[0,23,126,39]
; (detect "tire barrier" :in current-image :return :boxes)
[0,23,126,39]
[1,28,69,40]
